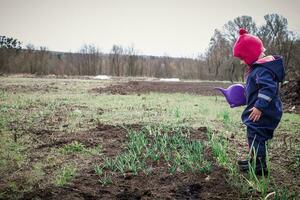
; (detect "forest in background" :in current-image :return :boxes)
[1,14,299,81]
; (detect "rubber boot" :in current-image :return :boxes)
[239,157,268,176]
[238,158,252,166]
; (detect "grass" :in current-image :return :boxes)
[0,77,299,199]
[243,145,271,199]
[94,165,113,185]
[0,134,27,175]
[99,172,113,186]
[59,141,102,156]
[206,128,251,195]
[210,134,229,167]
[218,110,231,126]
[59,141,87,154]
[54,165,77,187]
[207,122,299,199]
[94,125,211,183]
[295,148,300,167]
[94,165,104,176]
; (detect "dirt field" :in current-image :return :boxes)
[91,80,231,96]
[20,124,239,200]
[91,79,300,114]
[0,77,299,199]
[281,79,300,114]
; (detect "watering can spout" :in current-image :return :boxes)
[214,84,246,108]
[215,87,227,96]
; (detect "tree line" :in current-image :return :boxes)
[0,13,299,81]
[206,13,300,81]
[0,41,209,80]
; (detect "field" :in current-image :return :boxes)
[0,76,299,199]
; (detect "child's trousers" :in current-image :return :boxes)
[247,135,266,157]
[246,126,272,157]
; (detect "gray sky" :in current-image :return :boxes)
[1,0,300,57]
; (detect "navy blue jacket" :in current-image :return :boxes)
[242,56,285,140]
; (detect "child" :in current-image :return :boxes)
[233,28,285,175]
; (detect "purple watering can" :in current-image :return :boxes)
[215,84,246,108]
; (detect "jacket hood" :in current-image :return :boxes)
[253,56,285,82]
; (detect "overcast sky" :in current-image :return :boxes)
[1,0,300,57]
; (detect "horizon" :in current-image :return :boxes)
[1,0,300,58]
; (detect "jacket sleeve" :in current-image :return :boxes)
[254,68,277,112]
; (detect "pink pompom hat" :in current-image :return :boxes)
[233,28,264,66]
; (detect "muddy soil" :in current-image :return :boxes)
[92,80,300,114]
[281,78,300,114]
[91,81,232,96]
[23,165,239,200]
[2,124,242,200]
[0,82,59,93]
[34,124,130,157]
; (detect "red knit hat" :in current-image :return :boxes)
[233,28,264,66]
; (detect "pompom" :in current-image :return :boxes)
[239,28,248,35]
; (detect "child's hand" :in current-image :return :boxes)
[249,107,262,122]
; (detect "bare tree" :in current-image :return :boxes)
[222,16,258,81]
[195,54,209,80]
[223,16,258,43]
[0,36,22,73]
[259,14,297,79]
[25,44,37,74]
[110,45,123,76]
[161,55,173,77]
[289,40,300,78]
[77,44,103,75]
[125,45,138,76]
[1,14,299,81]
[36,46,49,75]
[206,29,231,80]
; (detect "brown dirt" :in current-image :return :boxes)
[281,78,300,114]
[1,124,243,199]
[34,124,129,157]
[91,81,232,96]
[23,165,239,200]
[0,83,59,93]
[91,79,300,114]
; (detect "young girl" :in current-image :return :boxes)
[233,28,285,175]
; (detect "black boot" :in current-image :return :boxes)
[238,158,252,166]
[239,157,268,176]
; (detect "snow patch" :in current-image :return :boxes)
[159,78,180,82]
[93,75,111,80]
